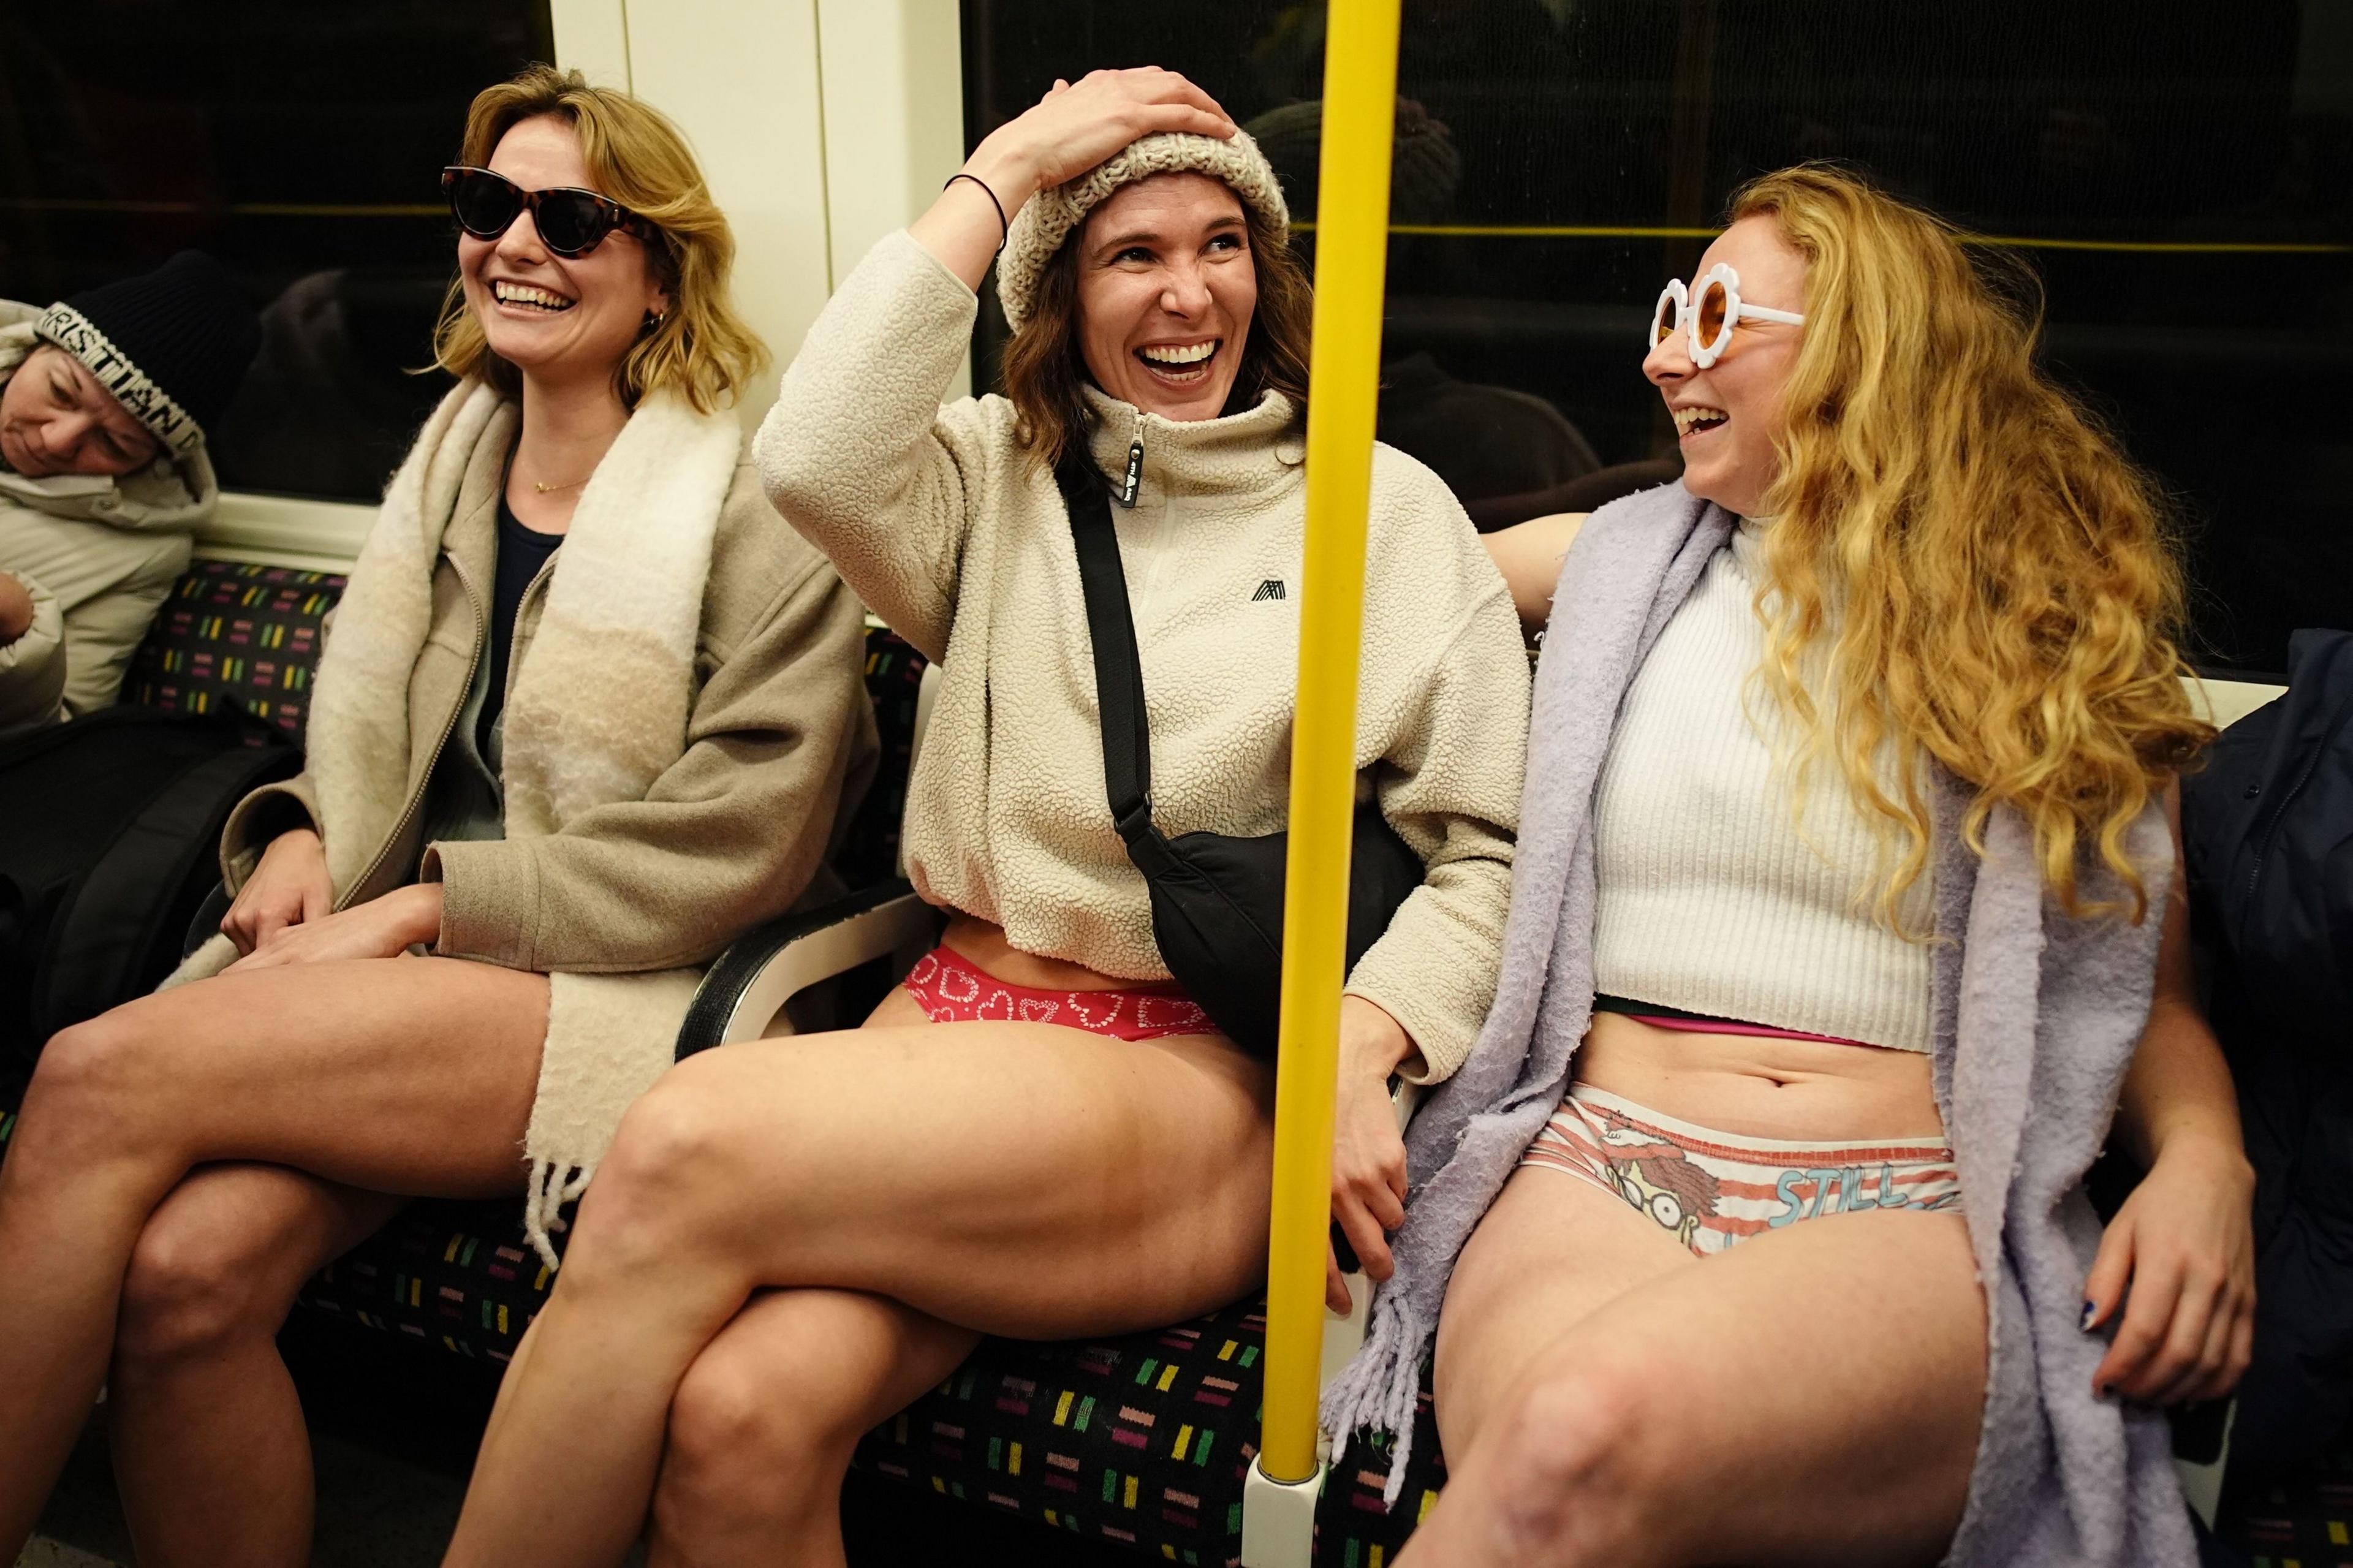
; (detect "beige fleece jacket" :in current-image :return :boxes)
[217,442,876,976]
[171,384,877,1265]
[757,230,1529,1081]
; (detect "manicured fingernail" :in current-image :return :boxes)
[2080,1301,2097,1331]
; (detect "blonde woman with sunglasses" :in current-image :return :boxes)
[1335,165,2254,1566]
[0,66,873,1567]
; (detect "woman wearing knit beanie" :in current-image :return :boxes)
[0,251,260,735]
[0,66,875,1565]
[440,67,1530,1564]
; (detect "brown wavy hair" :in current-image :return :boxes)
[431,64,763,413]
[1734,164,2211,923]
[1002,189,1311,466]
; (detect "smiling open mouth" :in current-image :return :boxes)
[1673,404,1728,438]
[494,280,576,314]
[1135,339,1220,384]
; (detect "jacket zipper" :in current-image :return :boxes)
[492,555,561,756]
[337,551,487,912]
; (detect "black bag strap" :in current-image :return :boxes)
[1055,452,1160,849]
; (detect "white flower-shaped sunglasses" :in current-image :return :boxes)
[1649,262,1806,369]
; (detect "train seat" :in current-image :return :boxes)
[121,556,346,740]
[1,551,2310,1567]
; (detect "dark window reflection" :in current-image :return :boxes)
[0,1,554,502]
[962,0,2353,676]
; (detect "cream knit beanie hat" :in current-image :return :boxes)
[995,129,1290,331]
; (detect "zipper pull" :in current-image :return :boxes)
[1120,415,1143,508]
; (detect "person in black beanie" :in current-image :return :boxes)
[0,251,261,736]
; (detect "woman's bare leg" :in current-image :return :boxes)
[108,1163,404,1568]
[445,1021,1275,1567]
[1433,1165,1696,1426]
[646,1288,978,1568]
[0,956,547,1554]
[1408,1189,1987,1568]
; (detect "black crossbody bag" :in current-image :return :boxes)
[1057,453,1424,1058]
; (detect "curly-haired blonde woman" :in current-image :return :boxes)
[1324,165,2256,1567]
[0,66,873,1566]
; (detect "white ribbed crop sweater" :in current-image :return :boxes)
[1592,520,1933,1053]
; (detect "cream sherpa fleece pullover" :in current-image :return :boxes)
[757,230,1529,1081]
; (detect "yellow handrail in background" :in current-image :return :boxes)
[1257,0,1405,1489]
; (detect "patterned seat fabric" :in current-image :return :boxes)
[287,1191,1450,1568]
[122,559,344,741]
[6,566,1468,1564]
[847,1300,1450,1567]
[294,1194,555,1361]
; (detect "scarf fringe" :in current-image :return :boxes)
[1317,1298,1430,1510]
[524,1157,599,1272]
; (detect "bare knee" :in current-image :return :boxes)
[654,1335,858,1532]
[114,1200,292,1372]
[1474,1358,1678,1559]
[13,1010,162,1167]
[565,1074,777,1278]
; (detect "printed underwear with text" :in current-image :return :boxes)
[1518,1083,1962,1257]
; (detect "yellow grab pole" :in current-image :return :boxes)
[1257,0,1404,1488]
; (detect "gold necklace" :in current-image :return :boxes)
[532,474,591,494]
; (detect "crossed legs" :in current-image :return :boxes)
[1404,1165,1987,1567]
[444,1018,1276,1567]
[107,1164,404,1567]
[0,956,547,1562]
[647,1289,976,1567]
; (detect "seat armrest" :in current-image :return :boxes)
[675,880,937,1058]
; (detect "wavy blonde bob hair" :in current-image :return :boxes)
[1002,192,1311,468]
[431,64,762,413]
[1736,164,2211,923]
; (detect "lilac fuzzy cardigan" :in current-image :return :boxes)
[1322,483,2194,1566]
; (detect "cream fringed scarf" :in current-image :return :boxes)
[168,379,741,1267]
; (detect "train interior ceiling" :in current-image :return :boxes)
[3,0,2349,1564]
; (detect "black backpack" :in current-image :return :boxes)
[0,705,298,1073]
[2181,627,2353,1472]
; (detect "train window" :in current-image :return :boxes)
[0,1,554,502]
[962,0,2352,676]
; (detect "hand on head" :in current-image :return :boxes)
[919,66,1273,425]
[974,67,1237,208]
[0,345,159,479]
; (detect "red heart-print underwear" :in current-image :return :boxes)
[898,944,1219,1042]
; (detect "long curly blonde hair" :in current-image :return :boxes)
[432,65,763,413]
[1735,164,2210,924]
